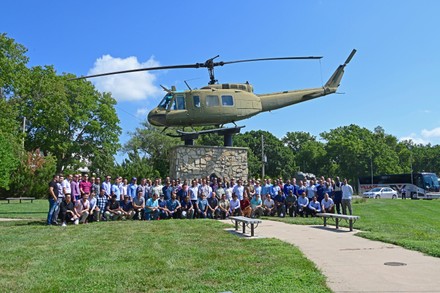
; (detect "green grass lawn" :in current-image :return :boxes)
[0,199,47,219]
[0,200,330,293]
[266,198,440,258]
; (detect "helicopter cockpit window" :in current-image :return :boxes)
[170,95,186,110]
[206,95,219,107]
[158,93,173,109]
[221,95,234,106]
[193,96,200,108]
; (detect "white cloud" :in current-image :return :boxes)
[421,127,440,138]
[399,135,429,145]
[136,107,149,118]
[88,55,162,102]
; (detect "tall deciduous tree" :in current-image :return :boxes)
[234,130,296,179]
[0,33,29,98]
[13,67,121,173]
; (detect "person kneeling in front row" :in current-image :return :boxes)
[105,194,122,220]
[59,194,78,226]
[307,196,321,217]
[321,193,335,213]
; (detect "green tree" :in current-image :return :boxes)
[114,152,160,180]
[0,34,27,190]
[282,131,316,153]
[12,67,121,173]
[234,130,296,179]
[0,33,29,97]
[123,122,180,178]
[321,124,402,184]
[8,149,56,198]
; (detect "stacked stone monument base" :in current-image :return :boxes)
[169,145,248,180]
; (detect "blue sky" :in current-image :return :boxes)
[2,0,440,159]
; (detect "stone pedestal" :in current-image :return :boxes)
[169,145,248,180]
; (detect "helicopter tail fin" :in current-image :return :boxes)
[324,49,356,90]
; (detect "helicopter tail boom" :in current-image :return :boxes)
[258,49,356,112]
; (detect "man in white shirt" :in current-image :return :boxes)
[321,193,335,213]
[232,179,244,200]
[341,178,353,215]
[263,194,276,216]
[229,193,241,216]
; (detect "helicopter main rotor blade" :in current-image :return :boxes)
[220,56,322,66]
[70,55,323,81]
[70,63,203,80]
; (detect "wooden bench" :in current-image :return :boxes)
[316,213,360,231]
[5,197,36,204]
[230,216,262,237]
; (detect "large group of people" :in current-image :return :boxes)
[47,173,354,226]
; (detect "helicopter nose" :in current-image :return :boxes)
[148,109,166,126]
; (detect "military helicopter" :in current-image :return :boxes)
[74,49,356,143]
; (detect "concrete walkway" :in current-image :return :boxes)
[225,219,440,292]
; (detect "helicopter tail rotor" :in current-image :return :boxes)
[324,49,357,90]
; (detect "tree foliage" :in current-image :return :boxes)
[123,122,180,178]
[0,33,29,97]
[9,67,122,174]
[7,149,57,198]
[1,33,121,193]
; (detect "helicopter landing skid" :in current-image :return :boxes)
[167,126,245,146]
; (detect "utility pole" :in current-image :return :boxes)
[370,155,373,185]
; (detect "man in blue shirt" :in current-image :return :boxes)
[274,190,286,217]
[127,177,138,200]
[207,192,219,219]
[197,193,209,218]
[111,177,121,202]
[316,179,326,203]
[101,175,112,197]
[284,179,294,197]
[162,181,173,201]
[145,194,160,220]
[261,179,272,201]
[308,196,322,217]
[167,192,181,219]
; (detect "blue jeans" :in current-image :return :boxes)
[47,198,57,225]
[145,209,159,220]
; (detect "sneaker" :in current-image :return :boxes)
[74,219,79,225]
[61,222,67,227]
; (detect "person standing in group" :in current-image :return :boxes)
[102,175,112,197]
[341,178,353,215]
[111,177,122,202]
[333,177,343,214]
[47,175,59,225]
[79,174,92,198]
[401,186,407,200]
[71,174,81,202]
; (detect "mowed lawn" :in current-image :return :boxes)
[0,200,330,293]
[268,198,440,258]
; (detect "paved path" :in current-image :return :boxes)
[225,219,440,292]
[0,218,25,221]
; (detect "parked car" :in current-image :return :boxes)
[363,187,398,199]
